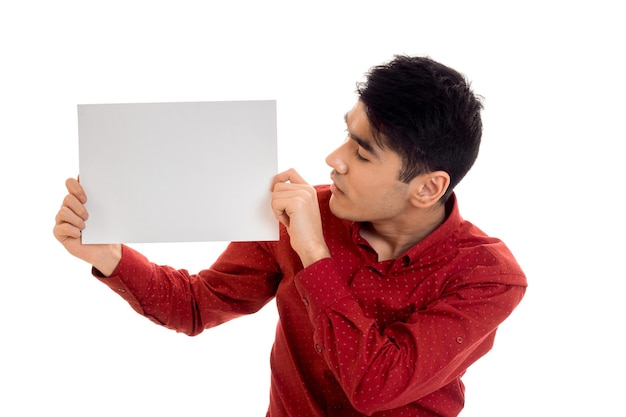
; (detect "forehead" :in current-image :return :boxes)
[345,101,369,131]
[345,101,385,154]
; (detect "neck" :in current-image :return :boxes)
[360,204,446,261]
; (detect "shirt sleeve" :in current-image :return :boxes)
[293,257,526,415]
[94,243,282,336]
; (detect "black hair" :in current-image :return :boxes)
[357,55,483,202]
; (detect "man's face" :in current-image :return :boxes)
[325,101,412,222]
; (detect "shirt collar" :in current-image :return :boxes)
[403,193,462,264]
[350,193,463,267]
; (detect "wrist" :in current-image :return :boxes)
[91,244,123,277]
[299,245,331,268]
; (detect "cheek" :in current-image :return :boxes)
[366,179,410,209]
[353,169,387,191]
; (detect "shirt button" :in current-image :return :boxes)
[456,336,463,344]
[302,298,309,306]
[117,288,126,293]
[315,344,323,353]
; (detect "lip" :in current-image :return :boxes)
[330,174,344,195]
[330,182,341,195]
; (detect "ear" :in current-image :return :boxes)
[409,171,451,208]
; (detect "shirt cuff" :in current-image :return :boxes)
[91,245,152,314]
[294,257,352,321]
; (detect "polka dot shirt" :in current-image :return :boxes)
[96,186,527,416]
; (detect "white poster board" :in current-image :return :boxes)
[77,100,278,243]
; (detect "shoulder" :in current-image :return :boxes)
[453,220,527,287]
[442,195,527,287]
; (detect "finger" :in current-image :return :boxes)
[272,168,308,189]
[271,182,315,196]
[53,220,83,241]
[56,204,87,230]
[66,177,87,203]
[61,193,89,221]
[53,204,85,243]
[272,184,317,209]
[271,198,290,227]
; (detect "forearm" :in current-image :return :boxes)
[293,258,524,414]
[94,243,281,336]
[88,243,122,277]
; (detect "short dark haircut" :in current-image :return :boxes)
[357,55,483,202]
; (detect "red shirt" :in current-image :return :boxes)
[96,186,527,416]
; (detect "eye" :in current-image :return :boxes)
[354,148,369,162]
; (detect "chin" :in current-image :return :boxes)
[329,196,357,221]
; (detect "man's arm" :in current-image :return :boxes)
[53,177,122,276]
[294,258,526,414]
[94,242,281,335]
[54,178,282,335]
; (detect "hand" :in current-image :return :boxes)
[271,169,330,267]
[53,177,122,276]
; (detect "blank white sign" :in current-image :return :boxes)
[77,100,278,243]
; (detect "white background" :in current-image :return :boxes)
[1,1,624,416]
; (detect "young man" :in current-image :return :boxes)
[54,55,527,416]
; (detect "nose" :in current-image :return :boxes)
[325,143,348,174]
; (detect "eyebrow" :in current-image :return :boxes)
[344,112,379,157]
